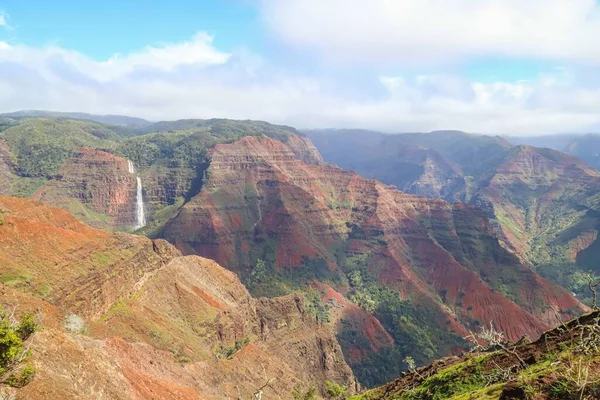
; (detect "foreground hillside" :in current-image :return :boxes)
[351,310,600,399]
[307,130,600,304]
[0,196,354,399]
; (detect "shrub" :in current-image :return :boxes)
[325,381,347,399]
[64,314,85,334]
[0,309,37,387]
[292,385,318,400]
[215,337,251,360]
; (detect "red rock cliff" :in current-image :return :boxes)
[161,136,586,342]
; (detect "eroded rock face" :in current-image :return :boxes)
[0,196,355,399]
[469,145,600,259]
[286,135,325,165]
[161,136,586,343]
[33,148,138,229]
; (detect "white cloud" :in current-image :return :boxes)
[0,33,229,82]
[259,0,600,65]
[0,41,10,50]
[1,33,600,135]
[0,11,11,30]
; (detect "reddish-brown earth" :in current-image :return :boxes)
[0,196,355,399]
[161,136,586,343]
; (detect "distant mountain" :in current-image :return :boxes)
[306,129,600,303]
[505,133,600,169]
[564,134,600,169]
[0,110,151,127]
[306,129,511,201]
[504,133,578,151]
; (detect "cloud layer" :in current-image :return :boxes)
[1,1,600,135]
[1,34,600,135]
[261,0,600,66]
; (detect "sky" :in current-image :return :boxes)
[1,0,600,135]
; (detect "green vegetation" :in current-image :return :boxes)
[349,312,600,400]
[325,381,347,399]
[246,258,335,323]
[0,309,37,387]
[117,119,299,170]
[135,118,299,142]
[402,358,486,400]
[245,256,342,298]
[335,247,465,388]
[9,177,48,198]
[0,118,119,177]
[305,288,331,323]
[138,196,185,237]
[214,337,251,360]
[292,385,319,400]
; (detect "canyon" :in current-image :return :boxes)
[308,129,600,303]
[0,115,596,394]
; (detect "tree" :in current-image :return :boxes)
[0,308,37,387]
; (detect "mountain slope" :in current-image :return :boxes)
[307,130,600,304]
[307,129,510,202]
[0,196,355,399]
[158,135,586,386]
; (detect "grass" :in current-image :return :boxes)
[350,311,600,400]
[0,273,33,288]
[9,177,48,198]
[139,196,186,238]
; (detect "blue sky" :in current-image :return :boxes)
[0,0,264,58]
[1,0,600,134]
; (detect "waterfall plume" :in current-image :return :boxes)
[127,160,146,229]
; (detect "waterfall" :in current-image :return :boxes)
[135,176,146,229]
[127,160,146,229]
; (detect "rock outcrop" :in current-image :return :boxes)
[32,148,138,229]
[286,135,325,165]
